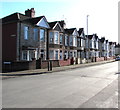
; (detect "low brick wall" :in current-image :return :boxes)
[52,60,60,67]
[2,60,36,72]
[59,59,71,66]
[96,57,105,62]
[107,57,114,60]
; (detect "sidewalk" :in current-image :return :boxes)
[1,60,115,77]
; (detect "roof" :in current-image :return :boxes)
[59,20,65,28]
[100,37,105,42]
[64,28,76,34]
[2,12,30,23]
[78,28,84,35]
[106,40,109,43]
[2,12,45,26]
[88,35,93,39]
[48,20,65,29]
[48,21,57,29]
[115,44,120,48]
[23,16,44,25]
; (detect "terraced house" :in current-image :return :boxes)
[2,8,116,72]
[48,21,65,60]
[2,8,50,62]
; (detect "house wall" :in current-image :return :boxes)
[2,22,17,62]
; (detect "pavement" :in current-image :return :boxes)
[0,60,115,77]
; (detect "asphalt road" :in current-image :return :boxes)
[2,61,119,108]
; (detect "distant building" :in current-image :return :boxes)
[115,43,120,56]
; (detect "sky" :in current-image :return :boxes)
[0,0,119,43]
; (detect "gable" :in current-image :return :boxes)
[72,29,79,36]
[53,22,63,32]
[54,24,62,32]
[36,17,50,28]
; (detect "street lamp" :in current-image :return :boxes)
[87,15,89,38]
[86,15,89,61]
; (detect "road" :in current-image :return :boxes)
[2,61,119,108]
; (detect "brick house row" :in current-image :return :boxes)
[2,8,116,64]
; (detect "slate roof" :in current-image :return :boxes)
[23,16,44,25]
[115,44,120,48]
[48,20,65,29]
[78,28,84,35]
[2,12,44,25]
[88,35,93,39]
[48,21,57,29]
[64,28,76,34]
[2,12,30,23]
[100,37,105,42]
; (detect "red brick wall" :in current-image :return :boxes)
[59,59,71,66]
[107,57,114,60]
[96,57,104,62]
[2,22,17,62]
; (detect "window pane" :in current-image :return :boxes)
[40,29,45,41]
[49,50,54,60]
[24,26,29,40]
[55,50,58,60]
[22,51,27,60]
[60,35,63,44]
[60,50,62,60]
[65,36,68,46]
[49,32,54,43]
[69,36,73,46]
[54,32,59,44]
[33,28,38,41]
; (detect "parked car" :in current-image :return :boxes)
[115,56,120,61]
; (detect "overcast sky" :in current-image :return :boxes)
[1,0,119,43]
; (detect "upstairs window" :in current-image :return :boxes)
[69,36,73,46]
[24,26,29,40]
[65,35,68,46]
[60,34,63,44]
[33,28,38,41]
[54,32,59,44]
[40,29,45,41]
[73,36,77,47]
[77,38,80,47]
[49,32,54,43]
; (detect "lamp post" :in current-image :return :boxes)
[87,15,89,38]
[86,15,89,61]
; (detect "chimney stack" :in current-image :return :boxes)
[25,8,35,18]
